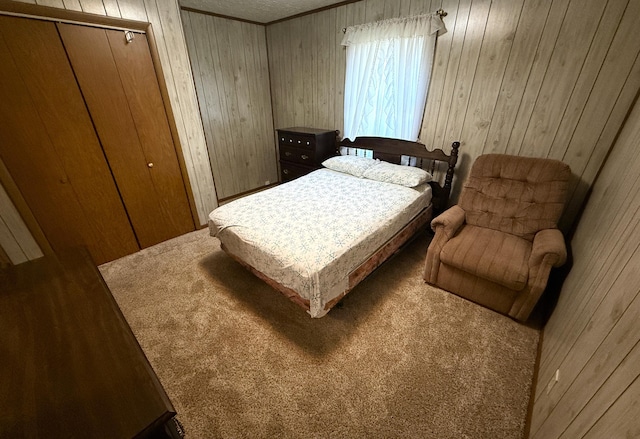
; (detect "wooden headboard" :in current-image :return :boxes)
[338,137,460,214]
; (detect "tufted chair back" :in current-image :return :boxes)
[458,154,572,241]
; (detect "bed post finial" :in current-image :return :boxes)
[443,141,460,202]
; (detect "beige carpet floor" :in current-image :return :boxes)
[99,228,539,439]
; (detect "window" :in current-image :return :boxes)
[341,14,445,143]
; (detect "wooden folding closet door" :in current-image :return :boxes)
[57,23,195,249]
[0,16,139,264]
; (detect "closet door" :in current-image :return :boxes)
[0,16,139,264]
[57,23,195,249]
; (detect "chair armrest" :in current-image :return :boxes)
[424,205,465,284]
[511,228,567,321]
[430,205,465,238]
[529,228,567,269]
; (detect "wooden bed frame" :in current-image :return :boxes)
[223,137,460,316]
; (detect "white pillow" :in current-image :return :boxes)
[322,155,378,178]
[362,161,432,187]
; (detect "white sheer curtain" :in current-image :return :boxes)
[341,14,445,141]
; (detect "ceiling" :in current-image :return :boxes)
[179,0,349,24]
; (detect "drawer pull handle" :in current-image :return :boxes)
[306,141,310,145]
[301,155,309,160]
[283,169,289,174]
[285,151,292,156]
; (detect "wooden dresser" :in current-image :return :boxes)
[277,127,338,182]
[0,248,181,438]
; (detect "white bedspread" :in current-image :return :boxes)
[209,168,432,317]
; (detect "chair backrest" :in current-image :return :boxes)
[459,154,571,241]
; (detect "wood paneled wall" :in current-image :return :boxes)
[0,181,43,264]
[4,0,217,225]
[181,10,277,200]
[529,93,640,438]
[266,0,640,231]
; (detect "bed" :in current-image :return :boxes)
[209,136,460,318]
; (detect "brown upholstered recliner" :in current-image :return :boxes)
[424,154,571,321]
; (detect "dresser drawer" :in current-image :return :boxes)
[280,161,316,182]
[279,145,315,166]
[278,133,314,150]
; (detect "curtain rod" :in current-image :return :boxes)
[341,9,447,33]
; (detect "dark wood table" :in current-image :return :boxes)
[0,248,181,438]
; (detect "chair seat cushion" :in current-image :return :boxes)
[440,225,531,291]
